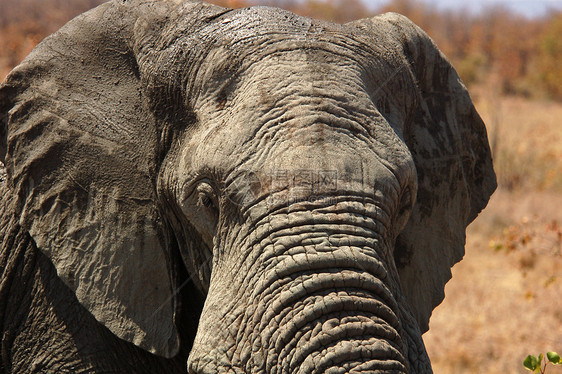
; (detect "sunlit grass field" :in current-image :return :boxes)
[424,93,562,373]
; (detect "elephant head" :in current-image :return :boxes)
[0,0,496,372]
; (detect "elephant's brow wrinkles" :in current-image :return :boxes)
[224,34,378,68]
[237,106,375,158]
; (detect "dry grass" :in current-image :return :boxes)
[476,92,562,192]
[423,94,562,373]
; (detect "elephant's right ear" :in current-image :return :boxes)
[0,0,226,358]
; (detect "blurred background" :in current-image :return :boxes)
[1,0,560,372]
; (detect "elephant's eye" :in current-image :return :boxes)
[181,181,219,246]
[193,182,219,214]
[198,186,216,209]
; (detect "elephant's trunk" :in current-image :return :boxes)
[254,254,408,372]
[188,198,427,373]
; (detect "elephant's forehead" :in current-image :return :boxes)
[189,51,413,174]
[186,90,413,198]
[193,40,377,111]
[179,11,416,191]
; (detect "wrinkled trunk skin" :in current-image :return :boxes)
[188,199,432,373]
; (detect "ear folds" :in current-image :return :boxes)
[0,0,213,358]
[351,13,496,332]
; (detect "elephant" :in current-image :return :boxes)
[0,0,496,372]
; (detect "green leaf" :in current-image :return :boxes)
[524,355,538,371]
[547,351,562,364]
[538,353,543,368]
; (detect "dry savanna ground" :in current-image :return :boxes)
[423,92,562,373]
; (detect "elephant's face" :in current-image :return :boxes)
[165,44,419,371]
[0,1,496,373]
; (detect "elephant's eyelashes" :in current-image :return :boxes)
[201,194,214,208]
[198,186,216,209]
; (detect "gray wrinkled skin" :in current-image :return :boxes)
[0,0,496,373]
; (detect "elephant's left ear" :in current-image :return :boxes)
[0,0,224,358]
[350,13,497,332]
